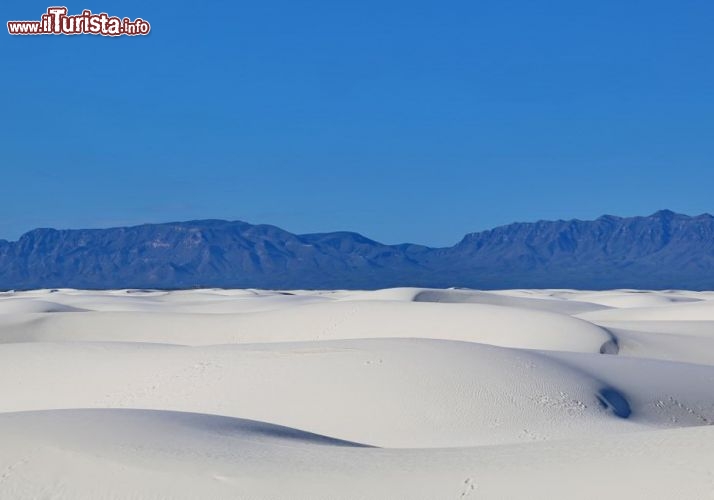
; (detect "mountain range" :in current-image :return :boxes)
[2,210,714,290]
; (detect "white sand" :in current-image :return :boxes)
[1,287,714,498]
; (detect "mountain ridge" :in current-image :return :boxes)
[2,210,714,290]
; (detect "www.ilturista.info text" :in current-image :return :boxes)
[7,7,150,36]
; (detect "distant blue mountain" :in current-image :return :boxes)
[2,210,714,290]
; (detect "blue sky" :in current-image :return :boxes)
[3,1,713,246]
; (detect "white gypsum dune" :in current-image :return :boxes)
[1,287,714,499]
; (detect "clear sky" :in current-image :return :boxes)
[3,1,713,246]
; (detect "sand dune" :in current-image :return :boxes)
[577,298,714,321]
[1,288,713,498]
[2,409,714,500]
[0,300,613,353]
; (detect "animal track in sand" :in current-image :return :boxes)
[0,456,30,486]
[459,477,477,497]
[655,396,713,425]
[532,392,587,416]
[519,428,548,442]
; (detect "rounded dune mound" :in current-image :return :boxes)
[343,287,608,315]
[0,299,614,353]
[588,324,714,365]
[0,298,86,314]
[577,299,714,322]
[572,292,702,309]
[412,288,608,315]
[0,408,369,448]
[3,338,714,448]
[1,408,714,499]
[229,300,614,352]
[19,289,332,314]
